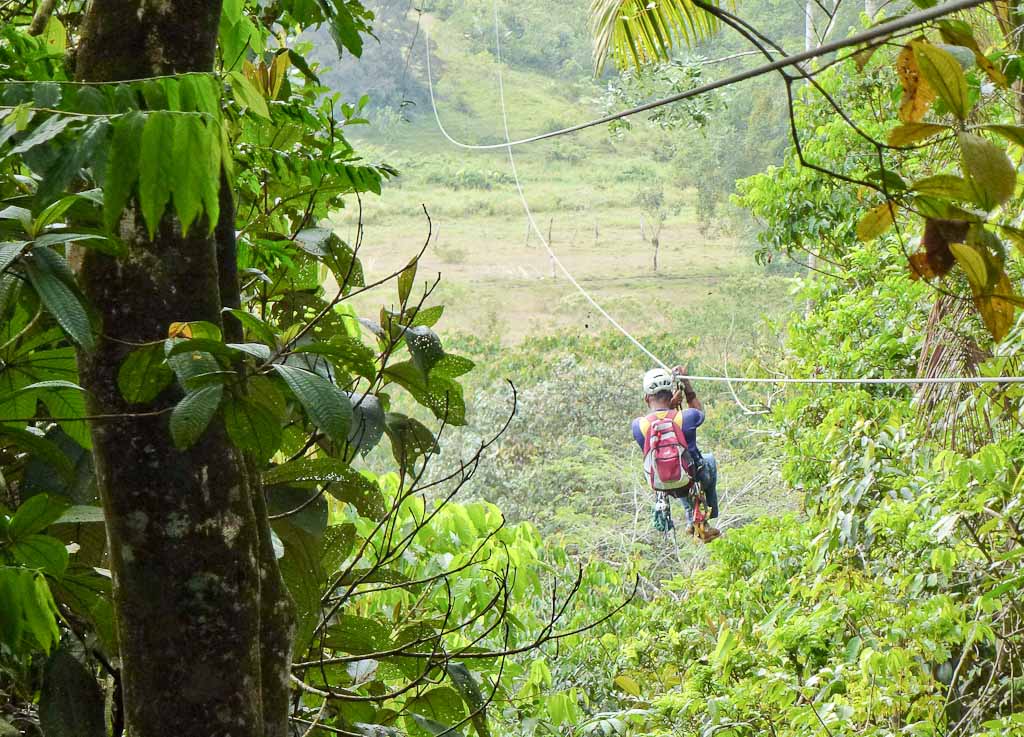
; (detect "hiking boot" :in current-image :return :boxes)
[700,527,722,543]
[685,524,695,537]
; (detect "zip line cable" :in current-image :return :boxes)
[426,0,987,150]
[424,3,1024,388]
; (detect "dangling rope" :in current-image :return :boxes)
[422,9,1024,388]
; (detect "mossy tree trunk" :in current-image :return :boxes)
[75,3,295,735]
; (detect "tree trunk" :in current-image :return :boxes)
[75,3,294,736]
[652,237,659,273]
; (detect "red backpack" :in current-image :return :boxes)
[642,411,696,492]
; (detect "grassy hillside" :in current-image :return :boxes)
[333,11,794,342]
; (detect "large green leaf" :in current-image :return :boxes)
[169,384,223,449]
[384,413,438,469]
[22,247,94,350]
[138,112,175,237]
[320,523,355,575]
[10,533,69,576]
[0,241,29,274]
[959,132,1016,209]
[118,343,174,404]
[264,457,386,520]
[291,336,376,380]
[273,364,352,442]
[383,361,467,426]
[103,111,145,232]
[223,395,282,461]
[446,663,491,737]
[8,493,70,539]
[347,393,386,457]
[406,688,467,737]
[39,646,106,737]
[406,326,445,378]
[325,614,391,655]
[913,42,970,121]
[170,115,209,234]
[591,0,719,73]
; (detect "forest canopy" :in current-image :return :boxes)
[1,0,1024,736]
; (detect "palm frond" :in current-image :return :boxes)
[591,0,721,74]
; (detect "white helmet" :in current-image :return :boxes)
[642,368,674,397]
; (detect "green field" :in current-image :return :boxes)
[334,14,794,345]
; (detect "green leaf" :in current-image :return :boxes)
[138,112,175,237]
[911,175,976,202]
[36,119,109,209]
[347,393,386,457]
[326,614,391,655]
[9,494,70,539]
[0,428,74,483]
[264,457,386,520]
[887,122,948,147]
[23,572,60,652]
[855,202,895,242]
[39,646,106,737]
[104,111,145,232]
[8,114,80,156]
[118,343,174,404]
[222,0,243,24]
[398,257,418,304]
[320,523,355,575]
[406,326,444,378]
[913,42,970,120]
[11,534,69,576]
[226,342,273,362]
[959,132,1016,209]
[410,716,465,737]
[407,688,467,737]
[229,71,270,119]
[22,248,94,351]
[170,115,210,234]
[383,361,467,426]
[0,241,29,274]
[55,505,106,524]
[223,395,281,461]
[291,336,376,380]
[169,384,223,449]
[384,413,438,469]
[446,663,490,737]
[273,364,352,442]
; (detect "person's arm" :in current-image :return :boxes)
[671,367,703,412]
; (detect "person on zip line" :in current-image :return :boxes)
[631,367,721,542]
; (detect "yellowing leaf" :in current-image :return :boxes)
[888,122,948,147]
[949,242,989,288]
[168,322,193,339]
[914,42,971,120]
[959,132,1017,209]
[856,202,896,241]
[977,271,1018,341]
[269,53,289,100]
[229,71,270,119]
[42,16,66,57]
[981,125,1024,148]
[897,43,936,123]
[613,675,642,697]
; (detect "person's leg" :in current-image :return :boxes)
[700,452,720,519]
[672,494,695,524]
